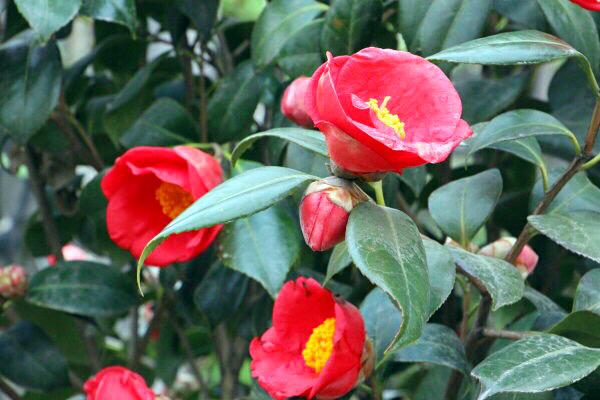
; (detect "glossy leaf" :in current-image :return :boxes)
[529,211,600,263]
[0,32,62,143]
[537,0,600,74]
[397,0,433,49]
[397,166,428,198]
[121,98,198,147]
[347,203,429,353]
[450,247,524,310]
[251,0,326,67]
[138,167,317,270]
[0,321,69,391]
[416,0,493,56]
[27,261,138,317]
[321,0,382,55]
[423,238,455,317]
[548,311,600,348]
[14,0,81,41]
[428,169,503,245]
[394,323,470,375]
[574,269,600,315]
[491,137,545,170]
[81,0,138,33]
[360,288,402,360]
[218,206,300,297]
[278,19,323,78]
[472,334,600,399]
[428,30,583,66]
[231,128,327,167]
[494,0,546,30]
[467,110,575,157]
[523,286,567,329]
[324,242,352,284]
[207,61,266,142]
[531,171,600,214]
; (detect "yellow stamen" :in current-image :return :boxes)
[155,182,194,219]
[302,318,336,374]
[366,96,406,139]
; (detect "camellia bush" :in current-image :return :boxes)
[2,0,600,399]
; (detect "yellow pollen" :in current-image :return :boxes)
[302,318,336,374]
[155,182,194,219]
[366,96,406,139]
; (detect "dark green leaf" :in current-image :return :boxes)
[14,0,81,41]
[423,238,456,317]
[284,142,330,178]
[120,98,198,147]
[491,137,545,169]
[397,166,428,198]
[207,61,266,142]
[347,203,429,353]
[494,0,546,30]
[523,286,567,329]
[0,32,62,143]
[416,0,493,56]
[81,0,138,33]
[218,206,301,297]
[531,171,600,214]
[231,128,327,166]
[450,247,524,310]
[27,261,138,317]
[360,288,402,360]
[574,269,600,315]
[321,0,382,55]
[176,0,218,39]
[251,0,326,66]
[324,242,352,284]
[537,0,600,75]
[0,321,69,391]
[548,311,600,348]
[397,0,433,49]
[394,323,470,375]
[529,211,600,263]
[138,167,317,270]
[428,169,503,245]
[472,334,600,399]
[278,19,324,78]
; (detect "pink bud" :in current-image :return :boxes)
[299,178,366,251]
[0,265,28,298]
[281,76,313,128]
[478,237,539,277]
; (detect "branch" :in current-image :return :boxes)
[0,378,21,400]
[481,329,532,341]
[170,315,209,399]
[455,266,489,297]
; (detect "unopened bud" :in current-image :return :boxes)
[281,76,313,128]
[357,337,375,385]
[300,177,367,251]
[478,237,539,277]
[0,265,28,298]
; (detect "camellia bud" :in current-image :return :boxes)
[0,265,28,298]
[281,76,313,128]
[478,237,539,278]
[300,177,367,251]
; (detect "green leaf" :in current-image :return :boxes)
[416,0,493,56]
[231,128,327,167]
[218,206,301,297]
[324,242,352,284]
[81,0,138,33]
[138,167,317,273]
[491,137,545,170]
[523,286,567,329]
[0,321,69,391]
[428,30,583,65]
[494,0,546,30]
[251,0,326,67]
[423,238,456,317]
[472,334,600,399]
[278,19,324,78]
[548,311,600,348]
[284,142,330,178]
[428,169,503,246]
[27,261,138,317]
[347,202,429,353]
[537,0,600,75]
[466,110,575,157]
[528,211,600,263]
[120,98,198,147]
[221,0,266,22]
[531,171,600,214]
[320,0,382,55]
[397,166,428,198]
[450,247,524,310]
[574,269,600,315]
[14,0,81,41]
[394,323,470,376]
[176,0,218,39]
[0,32,62,143]
[360,288,402,360]
[397,0,434,49]
[207,61,266,142]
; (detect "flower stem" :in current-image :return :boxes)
[582,153,600,170]
[369,180,386,206]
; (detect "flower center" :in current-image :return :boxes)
[302,317,336,374]
[366,96,406,139]
[155,182,194,219]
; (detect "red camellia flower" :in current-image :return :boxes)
[570,0,600,11]
[250,277,371,400]
[281,76,313,128]
[84,366,155,400]
[305,47,472,175]
[101,146,223,266]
